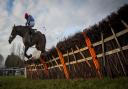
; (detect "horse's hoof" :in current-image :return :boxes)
[28,54,32,59]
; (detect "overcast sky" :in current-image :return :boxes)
[0,0,128,62]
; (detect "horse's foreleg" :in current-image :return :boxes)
[24,46,32,59]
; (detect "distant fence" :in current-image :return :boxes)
[25,5,128,79]
[0,67,25,76]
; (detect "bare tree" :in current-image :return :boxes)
[17,43,25,60]
[10,42,25,60]
[10,43,16,54]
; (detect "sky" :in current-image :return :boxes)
[0,0,128,63]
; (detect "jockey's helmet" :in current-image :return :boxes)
[25,13,29,19]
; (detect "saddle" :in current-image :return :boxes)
[28,27,36,34]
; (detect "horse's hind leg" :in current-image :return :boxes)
[35,43,45,59]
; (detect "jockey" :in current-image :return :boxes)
[25,13,35,28]
[25,13,36,41]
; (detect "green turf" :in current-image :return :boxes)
[0,76,128,89]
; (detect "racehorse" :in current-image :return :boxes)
[8,25,46,59]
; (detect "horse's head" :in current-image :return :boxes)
[8,25,17,44]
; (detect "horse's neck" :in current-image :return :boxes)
[17,27,29,37]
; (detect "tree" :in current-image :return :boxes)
[0,54,4,68]
[16,43,25,60]
[10,42,25,60]
[10,43,16,54]
[5,53,25,68]
[5,41,25,68]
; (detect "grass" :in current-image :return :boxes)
[0,76,128,89]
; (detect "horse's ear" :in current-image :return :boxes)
[14,24,15,27]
